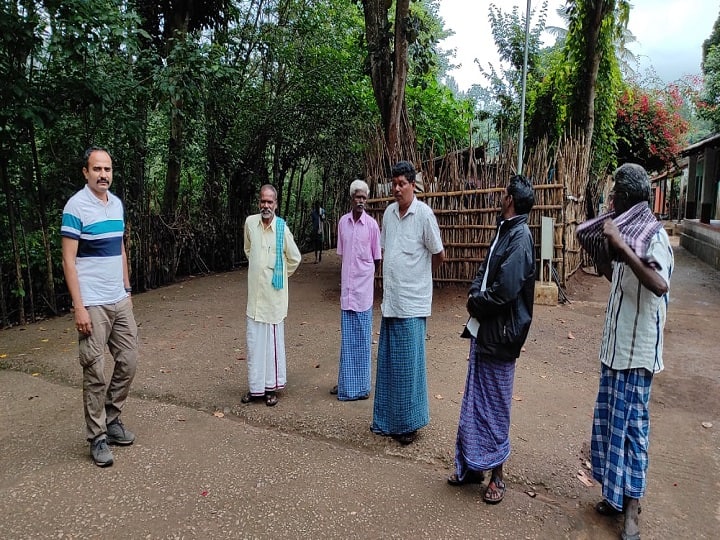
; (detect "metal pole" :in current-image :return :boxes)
[517,0,531,175]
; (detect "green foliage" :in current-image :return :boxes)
[0,0,469,325]
[479,1,548,139]
[699,45,720,130]
[407,79,474,156]
[560,0,627,175]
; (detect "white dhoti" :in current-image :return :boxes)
[245,316,287,395]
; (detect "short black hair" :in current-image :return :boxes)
[507,174,535,215]
[83,146,111,169]
[391,160,416,183]
[613,163,650,205]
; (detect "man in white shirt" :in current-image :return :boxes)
[370,161,444,445]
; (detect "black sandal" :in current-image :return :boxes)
[392,431,417,445]
[241,392,263,404]
[447,470,485,486]
[265,392,278,407]
[595,499,642,516]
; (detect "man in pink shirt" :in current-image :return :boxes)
[331,180,381,401]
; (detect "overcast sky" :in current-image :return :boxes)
[438,0,720,90]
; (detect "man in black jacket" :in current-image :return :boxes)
[447,174,536,504]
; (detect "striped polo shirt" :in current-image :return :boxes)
[61,185,127,306]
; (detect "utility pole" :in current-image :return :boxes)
[517,0,531,175]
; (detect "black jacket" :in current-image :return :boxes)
[466,214,536,361]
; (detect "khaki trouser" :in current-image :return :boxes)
[78,298,138,441]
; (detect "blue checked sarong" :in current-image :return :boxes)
[591,364,653,511]
[337,308,373,401]
[371,317,429,435]
[454,338,516,477]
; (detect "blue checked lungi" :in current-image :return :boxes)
[371,317,429,435]
[591,364,653,511]
[454,338,516,477]
[337,308,373,401]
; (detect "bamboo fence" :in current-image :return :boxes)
[364,135,591,286]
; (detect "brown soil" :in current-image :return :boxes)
[1,235,718,538]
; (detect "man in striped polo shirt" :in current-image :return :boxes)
[585,163,673,540]
[61,146,138,467]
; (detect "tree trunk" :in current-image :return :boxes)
[0,156,25,324]
[29,126,56,314]
[579,1,608,164]
[163,103,183,217]
[362,0,414,161]
[387,0,410,160]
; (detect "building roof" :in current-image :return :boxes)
[680,133,720,157]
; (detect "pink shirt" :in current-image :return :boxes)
[337,211,381,312]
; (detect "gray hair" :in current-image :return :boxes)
[349,179,369,197]
[613,163,650,204]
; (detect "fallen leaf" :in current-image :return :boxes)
[41,339,49,343]
[434,394,444,400]
[521,346,526,352]
[213,411,224,418]
[200,490,208,497]
[568,332,575,340]
[0,354,7,358]
[576,470,594,487]
[701,421,713,429]
[512,395,523,401]
[525,490,537,498]
[32,372,40,377]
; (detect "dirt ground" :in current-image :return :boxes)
[1,234,719,539]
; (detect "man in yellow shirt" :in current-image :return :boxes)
[241,185,301,407]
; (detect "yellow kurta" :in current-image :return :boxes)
[244,214,301,323]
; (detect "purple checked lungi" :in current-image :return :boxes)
[591,363,652,511]
[454,338,516,478]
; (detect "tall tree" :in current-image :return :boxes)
[360,0,415,160]
[563,0,628,168]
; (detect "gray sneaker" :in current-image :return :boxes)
[107,418,135,446]
[91,436,114,467]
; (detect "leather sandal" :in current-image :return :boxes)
[483,477,506,504]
